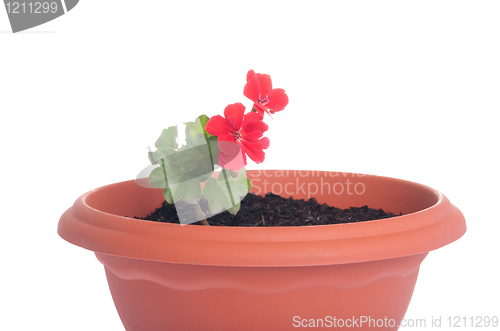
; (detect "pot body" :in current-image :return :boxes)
[58,170,466,331]
[97,252,426,331]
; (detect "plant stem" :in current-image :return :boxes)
[206,138,215,171]
[194,203,210,226]
[160,159,169,188]
[222,169,236,207]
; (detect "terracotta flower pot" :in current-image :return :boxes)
[58,170,466,331]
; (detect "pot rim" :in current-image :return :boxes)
[58,170,466,266]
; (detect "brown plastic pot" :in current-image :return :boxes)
[58,170,466,331]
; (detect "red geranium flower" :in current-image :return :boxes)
[243,69,289,118]
[205,103,270,171]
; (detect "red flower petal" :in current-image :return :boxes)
[257,73,273,96]
[246,69,256,82]
[223,103,245,129]
[252,103,272,118]
[241,114,268,134]
[218,149,246,171]
[217,138,246,171]
[240,137,270,164]
[217,134,240,154]
[242,130,264,142]
[266,88,289,112]
[205,115,232,136]
[243,74,261,102]
[244,110,266,122]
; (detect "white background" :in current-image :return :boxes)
[1,1,499,330]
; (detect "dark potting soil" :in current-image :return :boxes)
[136,192,401,227]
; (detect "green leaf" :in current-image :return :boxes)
[149,153,207,204]
[163,162,211,204]
[163,186,174,204]
[202,168,251,215]
[223,168,252,201]
[156,147,176,163]
[172,145,203,172]
[227,169,239,178]
[149,150,180,188]
[151,165,205,204]
[155,126,178,149]
[198,114,212,139]
[149,166,168,189]
[227,202,241,215]
[170,178,202,204]
[148,150,159,165]
[149,115,223,207]
[172,144,216,176]
[202,177,230,215]
[185,115,210,146]
[206,136,220,167]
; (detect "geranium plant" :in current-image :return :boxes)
[143,70,289,225]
